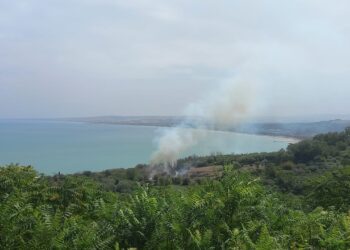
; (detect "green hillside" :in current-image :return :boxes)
[1,128,350,249]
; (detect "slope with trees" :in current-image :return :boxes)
[1,128,350,249]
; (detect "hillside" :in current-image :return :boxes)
[237,119,350,138]
[1,128,350,249]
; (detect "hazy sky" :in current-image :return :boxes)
[1,0,350,119]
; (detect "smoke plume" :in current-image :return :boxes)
[149,79,255,176]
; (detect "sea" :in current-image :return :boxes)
[0,120,296,175]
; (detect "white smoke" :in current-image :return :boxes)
[149,78,256,176]
[150,127,206,170]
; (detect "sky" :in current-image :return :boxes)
[0,0,350,119]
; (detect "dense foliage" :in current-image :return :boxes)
[1,128,350,249]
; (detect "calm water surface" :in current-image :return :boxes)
[0,120,294,174]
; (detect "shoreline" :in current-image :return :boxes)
[0,120,302,176]
[82,121,302,143]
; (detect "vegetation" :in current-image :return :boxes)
[1,128,350,249]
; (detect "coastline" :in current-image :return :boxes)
[60,116,350,142]
[80,120,302,144]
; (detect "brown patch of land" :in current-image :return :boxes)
[185,165,224,179]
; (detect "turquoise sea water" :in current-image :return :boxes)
[0,120,294,175]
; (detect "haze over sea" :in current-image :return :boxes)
[0,120,295,175]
